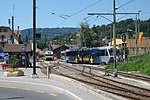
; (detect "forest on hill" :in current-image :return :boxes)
[21,27,79,41]
[20,18,150,49]
[51,18,150,46]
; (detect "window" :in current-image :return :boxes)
[1,35,5,41]
[98,49,108,56]
[0,29,2,32]
[4,29,7,32]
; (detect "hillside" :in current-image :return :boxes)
[20,18,150,46]
[21,27,80,41]
[51,18,150,45]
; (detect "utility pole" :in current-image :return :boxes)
[32,0,38,78]
[12,16,14,44]
[113,0,117,77]
[137,10,141,58]
[88,0,117,77]
[88,0,141,77]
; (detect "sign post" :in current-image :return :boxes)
[122,34,126,61]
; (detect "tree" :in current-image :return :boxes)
[79,22,99,47]
[37,40,45,50]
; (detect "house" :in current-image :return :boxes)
[110,39,124,48]
[3,44,32,67]
[127,38,150,54]
[50,45,69,59]
[0,26,20,48]
[110,38,150,54]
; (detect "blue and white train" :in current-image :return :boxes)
[61,46,121,65]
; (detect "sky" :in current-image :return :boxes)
[0,0,150,30]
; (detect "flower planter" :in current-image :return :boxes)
[3,70,24,77]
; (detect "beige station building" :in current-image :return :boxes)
[111,38,150,54]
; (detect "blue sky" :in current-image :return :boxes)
[0,0,150,30]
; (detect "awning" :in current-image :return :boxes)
[0,52,9,57]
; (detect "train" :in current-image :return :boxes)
[61,46,121,65]
[44,50,54,61]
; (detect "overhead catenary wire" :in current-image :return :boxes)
[58,0,104,26]
[70,0,103,17]
[36,6,70,20]
[116,0,133,21]
[86,0,136,24]
[35,0,104,27]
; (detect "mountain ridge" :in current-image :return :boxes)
[21,27,80,41]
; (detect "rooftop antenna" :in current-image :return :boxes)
[8,19,11,27]
[11,4,15,44]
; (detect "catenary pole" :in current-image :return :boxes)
[88,1,140,77]
[32,0,38,77]
[113,0,117,77]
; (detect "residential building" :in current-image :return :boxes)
[0,26,20,47]
[110,38,150,54]
[3,44,32,67]
[50,45,69,59]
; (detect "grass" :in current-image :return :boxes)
[107,53,150,76]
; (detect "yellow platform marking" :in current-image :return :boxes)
[35,90,45,93]
[49,93,57,96]
[0,86,16,89]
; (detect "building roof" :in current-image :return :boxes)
[0,26,10,29]
[50,45,60,51]
[50,44,69,51]
[3,44,32,53]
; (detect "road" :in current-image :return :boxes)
[0,79,75,100]
[0,67,102,100]
[0,87,61,100]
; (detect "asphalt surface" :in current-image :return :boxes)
[0,87,69,100]
[0,66,102,100]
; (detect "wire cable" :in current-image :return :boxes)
[58,0,104,26]
[86,0,136,25]
[70,0,103,17]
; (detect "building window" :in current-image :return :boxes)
[0,29,1,32]
[1,35,5,41]
[4,29,7,32]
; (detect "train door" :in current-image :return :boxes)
[92,49,100,64]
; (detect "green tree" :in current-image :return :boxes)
[80,22,99,47]
[37,40,45,50]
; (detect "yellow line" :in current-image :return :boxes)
[35,90,45,93]
[49,93,57,96]
[0,86,16,88]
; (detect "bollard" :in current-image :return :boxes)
[47,66,51,79]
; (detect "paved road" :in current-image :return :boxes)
[0,87,68,100]
[0,67,101,100]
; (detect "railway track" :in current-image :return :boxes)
[59,63,150,100]
[39,61,150,100]
[76,64,150,83]
[58,59,150,83]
